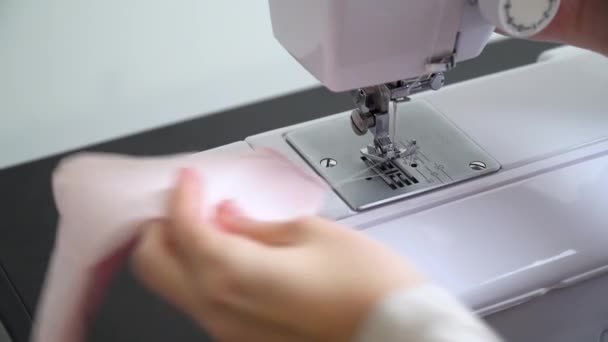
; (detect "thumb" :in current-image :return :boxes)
[167,168,223,269]
[215,201,311,246]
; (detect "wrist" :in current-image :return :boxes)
[352,284,502,342]
[323,275,427,342]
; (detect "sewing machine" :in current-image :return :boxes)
[266,0,562,211]
[221,1,607,341]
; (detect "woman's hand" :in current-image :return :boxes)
[131,169,423,342]
[535,0,608,55]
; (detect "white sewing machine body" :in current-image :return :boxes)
[267,1,565,211]
[268,0,559,91]
[208,49,608,340]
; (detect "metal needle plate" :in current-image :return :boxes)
[285,101,501,211]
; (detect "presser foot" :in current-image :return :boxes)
[350,73,447,165]
[285,101,501,211]
[360,137,418,164]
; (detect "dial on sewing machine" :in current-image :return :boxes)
[268,0,560,210]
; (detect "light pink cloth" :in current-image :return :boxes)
[31,149,325,342]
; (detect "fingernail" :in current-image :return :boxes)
[178,167,196,181]
[225,200,245,217]
[216,200,244,223]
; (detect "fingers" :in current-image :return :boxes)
[216,201,314,245]
[134,169,320,339]
[167,168,221,269]
[131,220,200,316]
[134,222,293,339]
[529,0,608,55]
[165,172,274,307]
[133,221,275,332]
[170,168,203,229]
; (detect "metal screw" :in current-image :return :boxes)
[430,73,446,90]
[320,158,338,168]
[469,161,487,171]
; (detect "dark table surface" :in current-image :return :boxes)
[0,39,559,342]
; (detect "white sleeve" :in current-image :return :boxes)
[353,284,503,342]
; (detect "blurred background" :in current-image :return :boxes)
[0,0,322,169]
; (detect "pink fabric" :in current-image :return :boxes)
[31,149,325,342]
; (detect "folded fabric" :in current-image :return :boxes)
[30,148,326,342]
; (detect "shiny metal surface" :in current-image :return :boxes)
[349,75,448,162]
[286,100,501,211]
